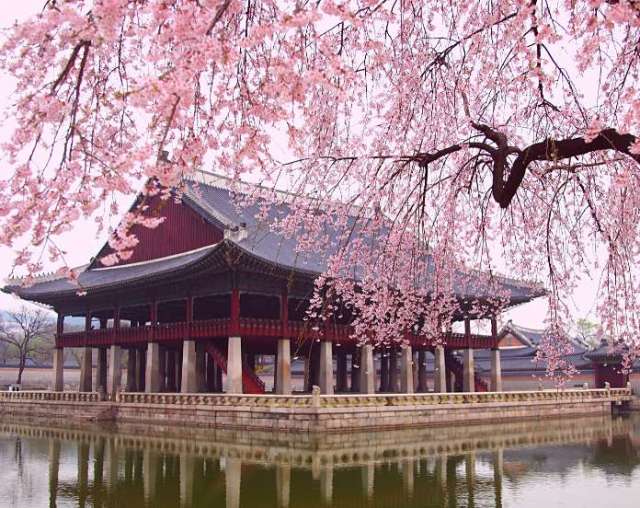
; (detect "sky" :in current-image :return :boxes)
[0,1,600,331]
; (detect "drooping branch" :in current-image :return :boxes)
[499,129,640,208]
[416,126,639,209]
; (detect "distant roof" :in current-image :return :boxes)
[501,321,590,352]
[4,172,546,306]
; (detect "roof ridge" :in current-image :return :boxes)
[5,264,89,286]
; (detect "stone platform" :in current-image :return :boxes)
[0,388,632,432]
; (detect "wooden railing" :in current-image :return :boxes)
[56,318,498,349]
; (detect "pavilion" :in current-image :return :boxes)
[3,172,545,397]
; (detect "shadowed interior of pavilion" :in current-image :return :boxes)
[3,172,546,398]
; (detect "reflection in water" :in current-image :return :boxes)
[0,415,639,507]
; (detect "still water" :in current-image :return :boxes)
[0,414,638,507]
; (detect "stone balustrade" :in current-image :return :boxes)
[114,387,631,408]
[0,390,101,403]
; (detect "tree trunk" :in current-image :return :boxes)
[16,353,25,385]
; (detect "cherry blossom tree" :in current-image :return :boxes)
[2,0,640,378]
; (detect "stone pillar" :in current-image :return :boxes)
[95,347,108,395]
[143,449,158,501]
[158,345,167,392]
[181,340,198,393]
[48,439,61,505]
[308,347,320,391]
[491,348,502,392]
[136,348,146,392]
[179,453,194,507]
[388,347,399,392]
[303,356,311,392]
[216,361,223,392]
[319,340,334,395]
[336,350,348,392]
[403,459,415,497]
[166,349,177,392]
[276,338,291,395]
[108,345,123,397]
[78,347,93,392]
[466,453,476,508]
[362,463,375,498]
[434,346,447,393]
[276,464,291,508]
[206,353,217,392]
[52,347,64,391]
[360,344,375,394]
[400,346,414,393]
[417,350,427,392]
[175,346,183,392]
[146,343,162,393]
[320,465,333,504]
[225,336,243,394]
[493,448,503,507]
[196,342,207,392]
[77,442,90,507]
[225,457,241,508]
[463,349,475,392]
[379,350,389,392]
[126,349,137,392]
[351,350,361,392]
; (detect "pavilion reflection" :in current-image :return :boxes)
[7,414,634,507]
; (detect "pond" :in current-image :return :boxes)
[0,413,638,507]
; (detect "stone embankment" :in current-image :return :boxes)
[0,387,632,432]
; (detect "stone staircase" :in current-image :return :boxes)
[204,344,266,394]
[444,350,489,392]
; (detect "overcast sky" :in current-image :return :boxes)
[0,1,600,331]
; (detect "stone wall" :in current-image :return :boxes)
[0,388,631,432]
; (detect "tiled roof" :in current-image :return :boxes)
[4,174,546,305]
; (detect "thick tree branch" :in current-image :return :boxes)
[499,129,639,207]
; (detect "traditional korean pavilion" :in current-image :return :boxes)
[3,172,545,396]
